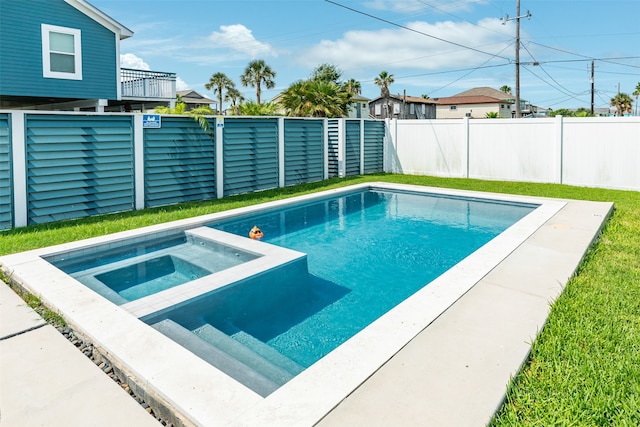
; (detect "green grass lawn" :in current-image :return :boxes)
[2,174,639,425]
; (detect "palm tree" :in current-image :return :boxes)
[240,59,276,105]
[155,102,214,135]
[374,71,394,118]
[633,82,640,116]
[204,72,234,114]
[238,100,278,116]
[610,93,633,117]
[344,78,361,96]
[280,79,351,118]
[224,86,244,116]
[500,85,512,94]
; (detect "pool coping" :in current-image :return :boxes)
[0,183,613,426]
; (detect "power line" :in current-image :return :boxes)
[324,0,512,61]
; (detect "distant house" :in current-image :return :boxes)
[435,87,537,118]
[369,94,436,119]
[176,90,217,112]
[347,94,371,118]
[0,0,175,112]
[434,95,514,119]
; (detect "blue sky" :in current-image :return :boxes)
[90,0,640,112]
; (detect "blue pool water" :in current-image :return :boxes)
[202,189,536,368]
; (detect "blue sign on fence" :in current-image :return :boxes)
[142,114,161,128]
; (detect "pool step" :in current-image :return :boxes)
[151,319,280,397]
[193,324,303,383]
[229,330,305,376]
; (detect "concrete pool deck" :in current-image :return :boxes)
[0,187,613,426]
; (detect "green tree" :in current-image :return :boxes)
[610,93,633,116]
[240,59,276,105]
[485,111,499,118]
[547,108,574,117]
[238,100,278,116]
[311,63,342,83]
[280,79,351,118]
[205,72,234,114]
[277,64,355,118]
[155,102,214,135]
[633,82,640,116]
[344,78,361,96]
[500,85,512,94]
[374,71,394,118]
[574,107,594,117]
[224,86,244,116]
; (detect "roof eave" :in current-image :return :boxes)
[65,0,134,39]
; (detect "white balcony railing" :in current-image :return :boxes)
[121,68,176,101]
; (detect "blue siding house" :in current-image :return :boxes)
[0,0,175,111]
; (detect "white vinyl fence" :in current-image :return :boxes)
[385,116,640,191]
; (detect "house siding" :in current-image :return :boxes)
[0,0,118,100]
[437,103,504,119]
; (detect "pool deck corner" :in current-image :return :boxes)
[315,197,613,426]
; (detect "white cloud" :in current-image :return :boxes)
[175,77,189,91]
[120,53,150,70]
[207,24,277,58]
[300,18,511,74]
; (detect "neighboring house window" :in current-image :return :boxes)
[450,106,457,110]
[393,103,400,114]
[41,24,82,80]
[410,104,415,114]
[375,104,381,115]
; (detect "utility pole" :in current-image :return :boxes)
[502,1,531,118]
[590,60,594,115]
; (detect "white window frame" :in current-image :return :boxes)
[41,24,82,80]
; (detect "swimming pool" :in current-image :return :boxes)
[133,189,535,395]
[0,183,572,426]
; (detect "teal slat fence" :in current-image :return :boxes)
[2,113,384,230]
[363,120,385,173]
[144,116,216,207]
[25,114,135,224]
[345,120,361,176]
[283,119,324,186]
[0,114,12,230]
[223,118,279,197]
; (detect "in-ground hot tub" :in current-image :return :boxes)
[45,230,262,305]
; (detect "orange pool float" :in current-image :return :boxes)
[249,225,263,240]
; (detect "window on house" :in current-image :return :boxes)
[42,24,82,80]
[450,106,457,110]
[410,104,415,114]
